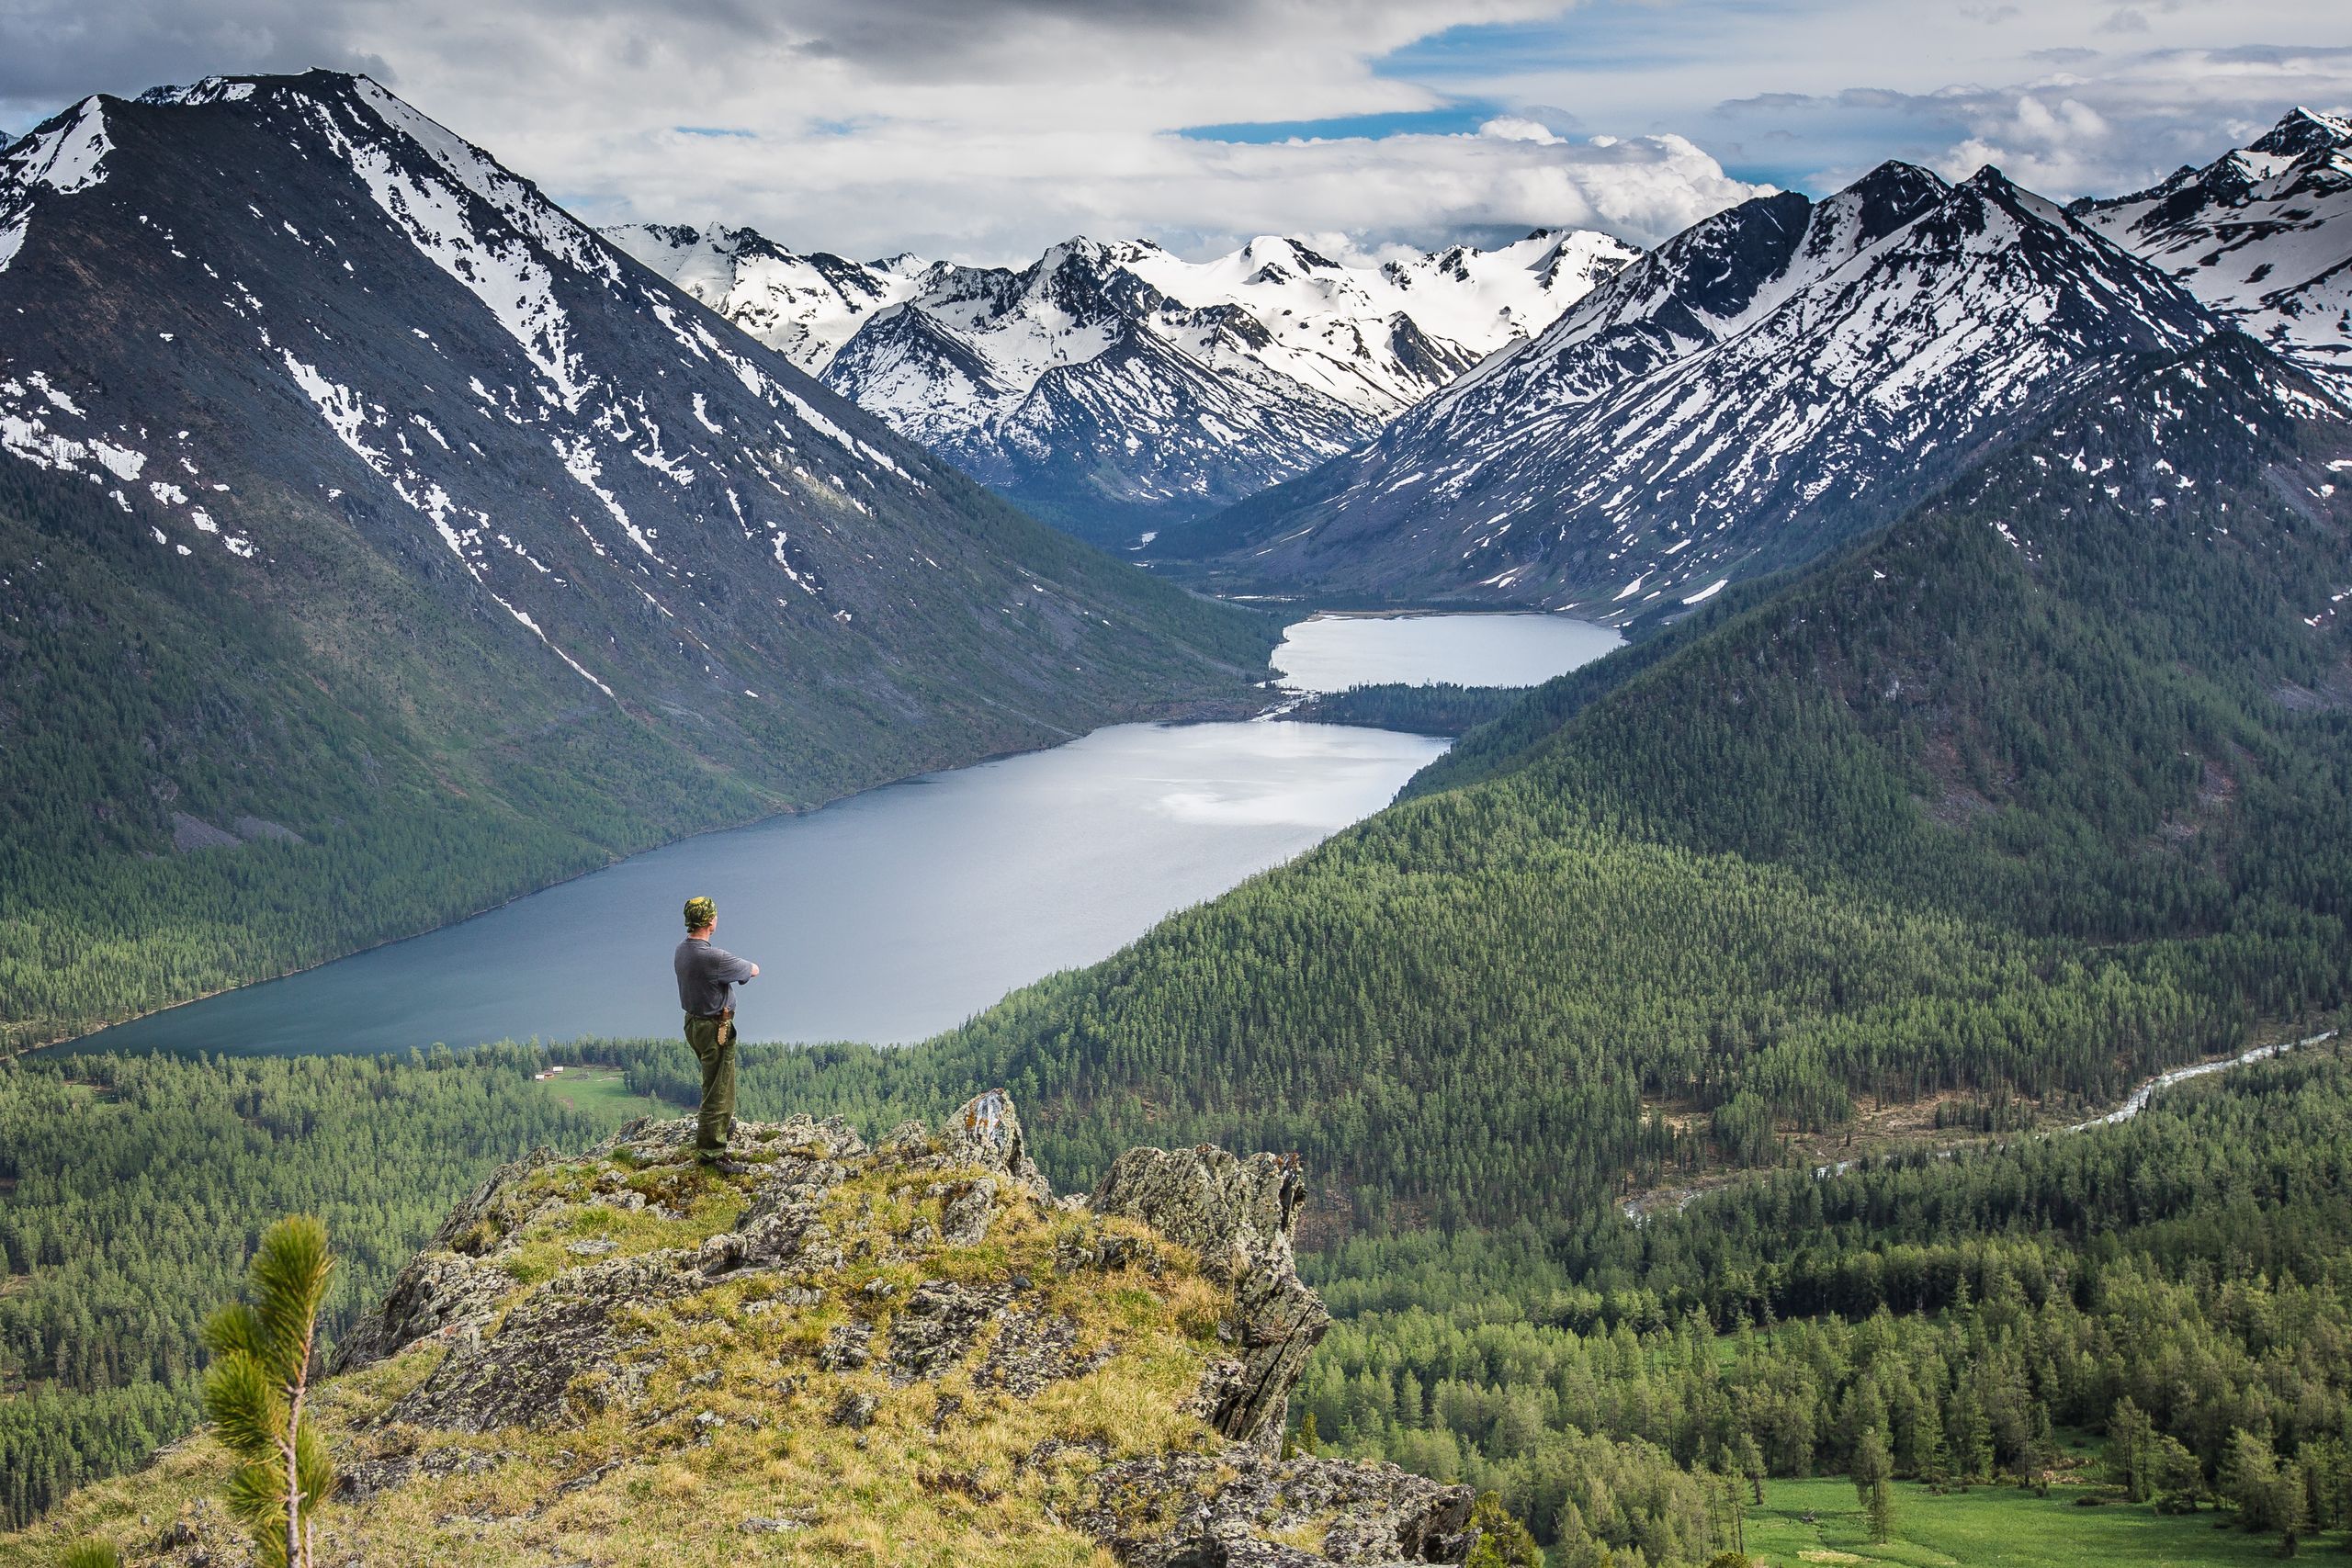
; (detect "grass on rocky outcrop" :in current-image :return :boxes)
[0,1130,1234,1568]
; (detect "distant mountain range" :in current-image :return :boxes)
[0,71,1265,1048]
[607,222,1636,543]
[1145,109,2352,617]
[1146,161,2222,614]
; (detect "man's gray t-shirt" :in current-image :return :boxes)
[674,937,755,1018]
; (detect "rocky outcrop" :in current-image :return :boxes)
[1091,1145,1328,1451]
[299,1091,1472,1566]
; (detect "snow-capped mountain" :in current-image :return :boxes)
[608,223,1636,544]
[0,73,1257,816]
[603,220,926,373]
[1156,162,2222,618]
[2075,107,2352,396]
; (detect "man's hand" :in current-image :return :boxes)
[749,964,761,979]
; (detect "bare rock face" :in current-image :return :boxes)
[314,1090,1473,1566]
[1090,1145,1329,1451]
[328,1148,561,1373]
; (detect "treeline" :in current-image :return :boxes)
[565,816,2272,1235]
[1295,1049,2352,1558]
[0,1043,611,1526]
[1289,682,1527,737]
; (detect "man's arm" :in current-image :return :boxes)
[711,946,759,983]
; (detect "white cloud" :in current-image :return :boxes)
[599,120,1763,262]
[1468,2,2352,203]
[3,0,2346,256]
[0,0,1777,261]
[1718,45,2352,198]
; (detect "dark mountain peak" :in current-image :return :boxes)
[1936,163,2088,240]
[711,222,798,264]
[1837,159,1950,234]
[1955,162,2019,198]
[1586,187,1807,299]
[128,68,385,119]
[2249,106,2352,161]
[634,219,704,248]
[1623,187,1813,316]
[133,74,266,107]
[1023,237,1169,321]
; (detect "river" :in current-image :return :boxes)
[70,611,1619,1056]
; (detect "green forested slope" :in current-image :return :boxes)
[873,333,2352,1222]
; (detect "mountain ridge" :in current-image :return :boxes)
[2075,105,2352,395]
[1148,155,2223,616]
[609,220,1639,543]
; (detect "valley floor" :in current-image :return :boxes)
[1746,1475,2301,1568]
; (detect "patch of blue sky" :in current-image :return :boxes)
[1358,2,1838,186]
[1177,102,1500,144]
[673,119,858,141]
[1373,3,1773,82]
[1702,90,1970,193]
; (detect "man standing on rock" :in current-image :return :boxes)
[674,895,758,1173]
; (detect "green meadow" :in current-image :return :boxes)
[1741,1476,2304,1568]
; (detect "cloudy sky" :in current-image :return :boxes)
[3,0,2347,263]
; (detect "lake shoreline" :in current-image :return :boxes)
[21,686,1283,1062]
[45,609,1624,1061]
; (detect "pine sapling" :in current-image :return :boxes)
[201,1215,335,1568]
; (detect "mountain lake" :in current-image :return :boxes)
[68,612,1619,1055]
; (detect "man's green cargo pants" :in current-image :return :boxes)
[684,1009,737,1159]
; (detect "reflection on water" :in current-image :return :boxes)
[72,723,1446,1055]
